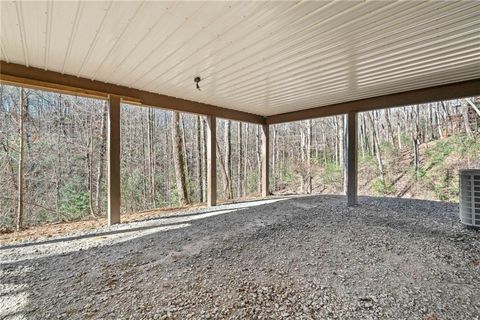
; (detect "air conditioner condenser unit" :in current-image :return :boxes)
[459,169,480,228]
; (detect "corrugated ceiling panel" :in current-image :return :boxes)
[19,1,47,68]
[111,1,205,86]
[152,2,304,92]
[208,2,463,98]
[66,1,113,76]
[78,1,144,79]
[100,2,180,85]
[47,1,80,72]
[158,1,433,106]
[132,2,230,89]
[1,1,25,65]
[1,1,479,116]
[92,1,170,82]
[137,2,262,90]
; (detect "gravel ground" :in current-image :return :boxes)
[1,195,479,320]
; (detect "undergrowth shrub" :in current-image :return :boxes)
[372,177,395,195]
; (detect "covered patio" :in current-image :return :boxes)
[1,2,480,318]
[1,1,479,226]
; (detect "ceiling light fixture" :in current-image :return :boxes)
[194,76,202,91]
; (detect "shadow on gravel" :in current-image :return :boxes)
[1,195,472,253]
[1,198,289,251]
[0,197,290,319]
[0,220,194,250]
[0,206,246,250]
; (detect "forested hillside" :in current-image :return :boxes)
[1,84,479,230]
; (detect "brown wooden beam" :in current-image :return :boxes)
[345,112,358,206]
[3,61,478,126]
[0,61,266,125]
[207,115,217,207]
[108,95,121,225]
[261,124,270,197]
[266,79,480,124]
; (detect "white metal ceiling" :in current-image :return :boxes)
[1,1,479,116]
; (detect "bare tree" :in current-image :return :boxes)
[172,112,189,206]
[147,107,156,206]
[306,119,312,194]
[201,117,207,201]
[412,106,421,179]
[367,112,385,183]
[16,88,25,231]
[195,116,203,202]
[224,120,232,199]
[237,122,243,198]
[87,111,96,217]
[95,102,107,214]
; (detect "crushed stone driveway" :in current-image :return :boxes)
[1,195,479,320]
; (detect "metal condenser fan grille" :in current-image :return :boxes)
[460,169,480,227]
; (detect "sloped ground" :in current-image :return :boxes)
[0,196,479,320]
[282,134,480,201]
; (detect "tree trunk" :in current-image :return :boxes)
[95,102,107,214]
[55,95,63,214]
[306,119,312,194]
[244,124,249,196]
[147,108,156,207]
[181,114,190,181]
[465,98,480,116]
[224,120,232,199]
[87,112,96,217]
[343,115,348,193]
[16,88,25,231]
[256,126,261,193]
[367,112,385,182]
[322,131,327,165]
[216,140,231,199]
[411,106,421,179]
[359,117,365,158]
[397,112,402,149]
[300,124,306,193]
[334,117,339,165]
[272,125,277,192]
[428,104,435,141]
[462,105,473,137]
[172,112,190,206]
[195,115,203,202]
[1,142,17,191]
[237,122,243,198]
[201,117,207,202]
[384,109,395,145]
[441,101,450,137]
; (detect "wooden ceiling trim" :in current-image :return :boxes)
[0,61,266,125]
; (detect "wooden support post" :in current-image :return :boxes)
[346,111,358,206]
[108,95,121,225]
[207,115,217,206]
[261,124,270,197]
